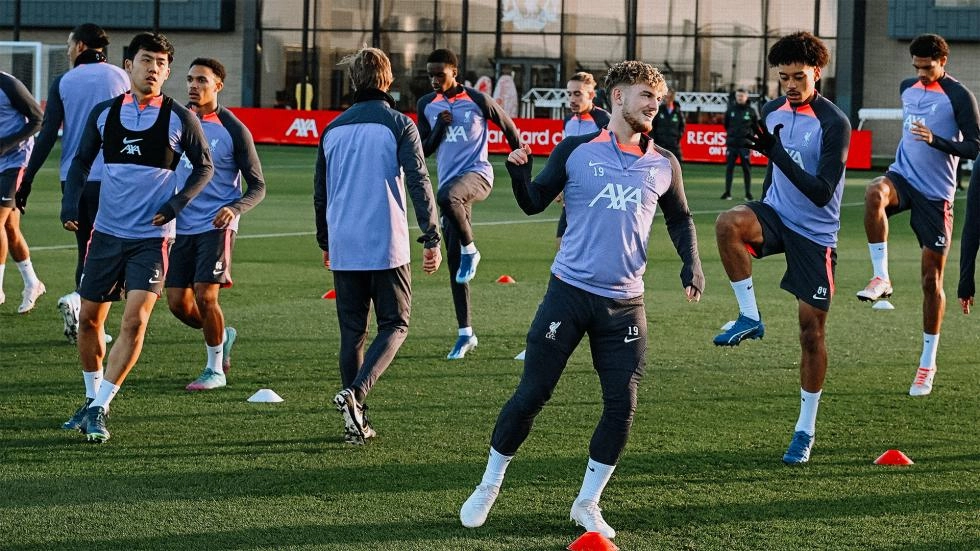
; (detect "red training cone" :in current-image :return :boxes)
[496,274,517,284]
[322,289,336,299]
[568,531,619,551]
[873,449,914,466]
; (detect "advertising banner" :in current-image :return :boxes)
[230,108,872,169]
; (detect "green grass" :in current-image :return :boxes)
[1,145,977,550]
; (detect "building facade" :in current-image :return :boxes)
[3,0,980,158]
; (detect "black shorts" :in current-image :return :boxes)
[79,231,173,302]
[885,170,954,253]
[0,167,23,208]
[165,229,236,288]
[746,201,837,311]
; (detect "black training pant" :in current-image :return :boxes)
[333,264,412,401]
[490,276,647,466]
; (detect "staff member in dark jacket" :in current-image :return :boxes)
[652,88,685,160]
[315,47,442,445]
[722,88,759,200]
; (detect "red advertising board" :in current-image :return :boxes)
[229,108,872,169]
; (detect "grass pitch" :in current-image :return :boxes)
[1,145,977,550]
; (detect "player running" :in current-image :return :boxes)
[0,71,44,313]
[166,58,266,391]
[417,48,522,360]
[59,33,213,443]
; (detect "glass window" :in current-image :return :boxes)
[318,0,376,30]
[636,0,697,35]
[468,0,499,32]
[563,35,627,79]
[698,0,764,36]
[562,0,627,34]
[697,36,766,93]
[767,2,816,37]
[263,0,305,29]
[499,33,560,59]
[638,36,696,91]
[818,1,838,36]
[461,33,497,87]
[502,0,563,33]
[379,1,459,32]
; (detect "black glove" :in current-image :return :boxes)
[14,178,31,214]
[746,122,784,155]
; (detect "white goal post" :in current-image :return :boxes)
[0,41,44,100]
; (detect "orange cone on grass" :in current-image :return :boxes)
[322,289,336,299]
[568,531,619,551]
[874,449,914,465]
[497,274,517,284]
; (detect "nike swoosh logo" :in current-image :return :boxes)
[1,197,11,201]
[811,294,828,301]
[588,161,607,167]
[624,336,643,343]
[122,137,143,144]
[212,269,224,276]
[935,241,946,247]
[149,278,162,284]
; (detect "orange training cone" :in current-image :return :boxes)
[568,531,619,551]
[873,449,914,466]
[497,275,517,284]
[322,289,336,299]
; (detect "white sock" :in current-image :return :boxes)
[206,343,224,374]
[90,380,120,410]
[919,333,939,368]
[461,242,478,255]
[0,263,5,288]
[458,326,473,337]
[16,258,40,288]
[576,457,616,504]
[869,242,889,280]
[794,388,822,435]
[731,277,760,321]
[83,369,103,400]
[480,447,513,488]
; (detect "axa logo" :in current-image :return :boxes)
[444,125,468,143]
[589,183,642,212]
[903,114,925,131]
[120,136,142,156]
[786,148,805,169]
[286,118,319,138]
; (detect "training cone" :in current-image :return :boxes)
[247,389,284,403]
[874,449,914,466]
[514,349,526,360]
[322,289,336,299]
[496,274,517,284]
[568,531,619,551]
[872,300,895,310]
